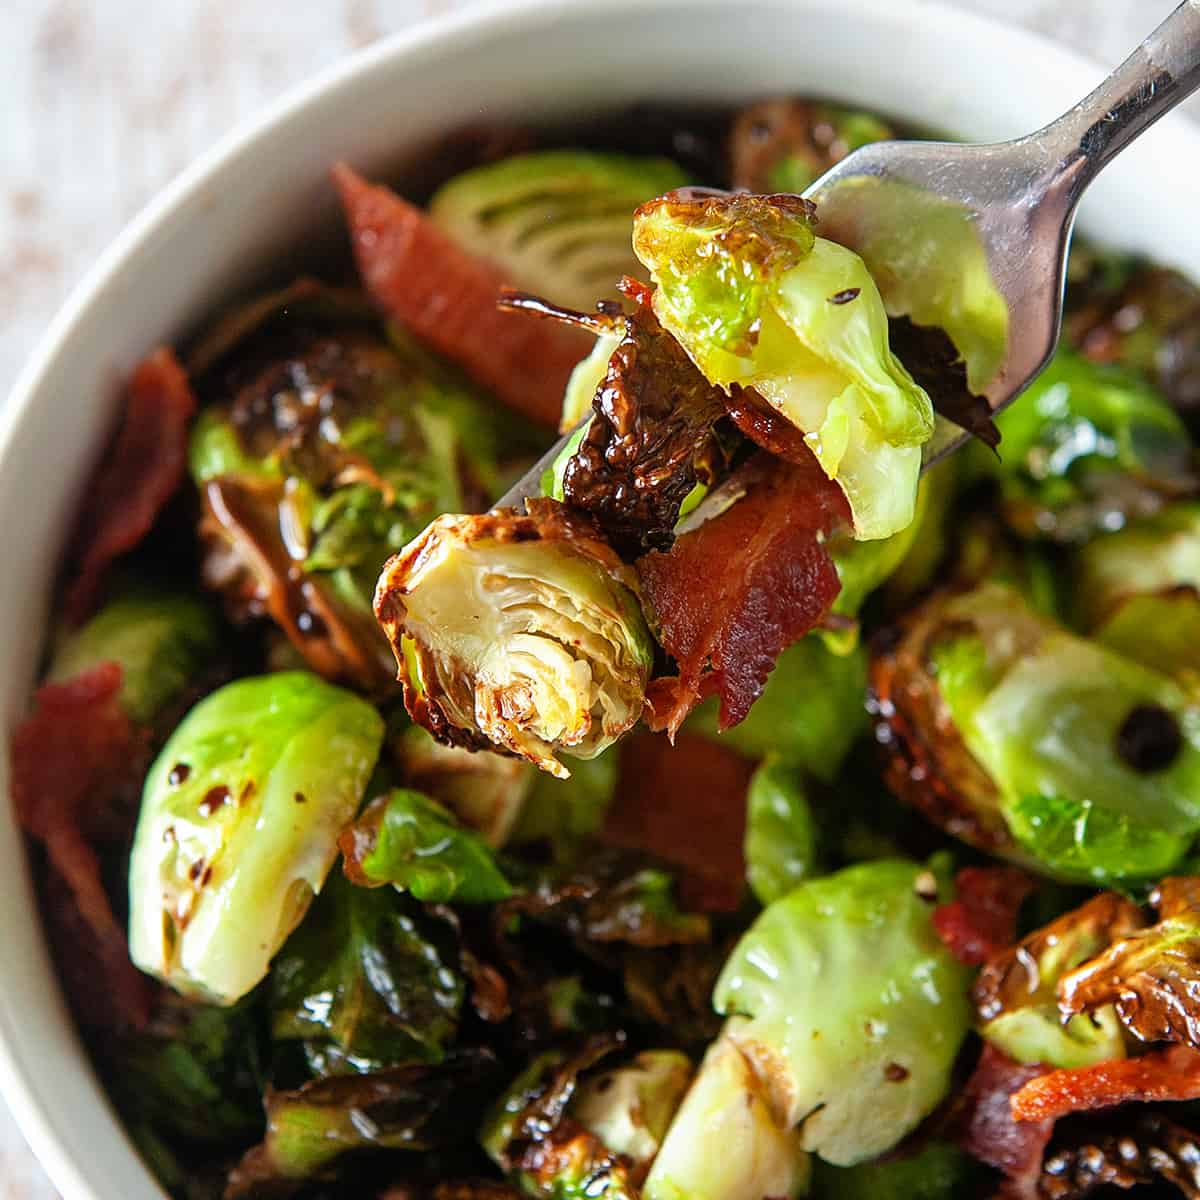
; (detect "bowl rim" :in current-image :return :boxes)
[5,0,1200,1196]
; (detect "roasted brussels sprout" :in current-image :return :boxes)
[1072,501,1200,681]
[647,860,970,1195]
[729,98,893,195]
[871,582,1200,883]
[972,892,1138,1069]
[986,347,1196,542]
[429,150,689,311]
[374,502,653,778]
[47,586,221,725]
[189,282,536,693]
[340,789,513,903]
[811,1142,985,1200]
[128,671,384,1004]
[632,190,934,540]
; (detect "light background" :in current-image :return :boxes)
[0,0,1188,1194]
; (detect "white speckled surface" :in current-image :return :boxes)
[0,0,1190,1194]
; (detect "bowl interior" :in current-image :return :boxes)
[5,1,1200,1196]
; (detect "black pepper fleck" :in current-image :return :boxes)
[829,287,861,305]
[1116,703,1183,773]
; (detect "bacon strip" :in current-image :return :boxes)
[1011,1045,1200,1124]
[332,163,589,429]
[64,348,196,624]
[12,664,153,1028]
[932,866,1035,967]
[637,452,848,736]
[603,730,753,912]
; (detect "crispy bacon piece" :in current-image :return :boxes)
[950,1044,1055,1194]
[932,866,1036,967]
[12,664,153,1028]
[637,451,848,736]
[332,163,589,428]
[603,730,754,912]
[1011,1045,1200,1124]
[64,348,196,623]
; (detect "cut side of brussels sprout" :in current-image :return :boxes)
[128,672,384,1005]
[375,502,652,778]
[633,191,934,540]
[429,150,689,311]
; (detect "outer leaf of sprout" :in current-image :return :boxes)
[744,756,820,906]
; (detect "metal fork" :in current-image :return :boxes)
[498,0,1200,507]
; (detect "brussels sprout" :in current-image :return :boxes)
[341,789,513,903]
[972,892,1139,1069]
[128,672,384,1005]
[744,756,820,906]
[227,1049,498,1195]
[811,1142,986,1200]
[873,582,1200,884]
[374,502,653,778]
[190,282,537,693]
[644,1037,810,1200]
[271,871,464,1069]
[632,191,934,540]
[47,587,221,725]
[429,150,689,311]
[686,636,868,782]
[397,724,535,847]
[730,98,894,196]
[558,334,622,432]
[509,748,619,855]
[648,861,968,1196]
[1072,502,1200,681]
[986,347,1196,543]
[571,1050,693,1166]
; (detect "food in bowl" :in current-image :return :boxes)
[13,95,1200,1199]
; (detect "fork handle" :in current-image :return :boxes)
[1037,0,1200,199]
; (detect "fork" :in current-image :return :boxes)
[498,0,1200,507]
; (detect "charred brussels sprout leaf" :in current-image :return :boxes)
[48,587,221,726]
[873,583,1200,883]
[744,756,820,906]
[648,860,970,1197]
[190,283,536,693]
[686,636,867,781]
[270,872,464,1069]
[115,992,266,1147]
[341,789,513,904]
[429,150,689,311]
[811,1141,986,1200]
[972,892,1141,1069]
[226,1049,499,1195]
[128,672,384,1005]
[1059,876,1200,1052]
[987,348,1196,543]
[633,191,934,540]
[374,502,653,778]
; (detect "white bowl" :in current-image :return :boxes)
[4,1,1200,1195]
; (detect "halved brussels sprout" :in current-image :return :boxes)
[648,861,969,1197]
[375,502,653,778]
[128,671,384,1004]
[47,585,220,725]
[189,281,538,693]
[429,150,689,311]
[1072,502,1200,682]
[633,191,934,540]
[872,582,1200,884]
[986,347,1196,543]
